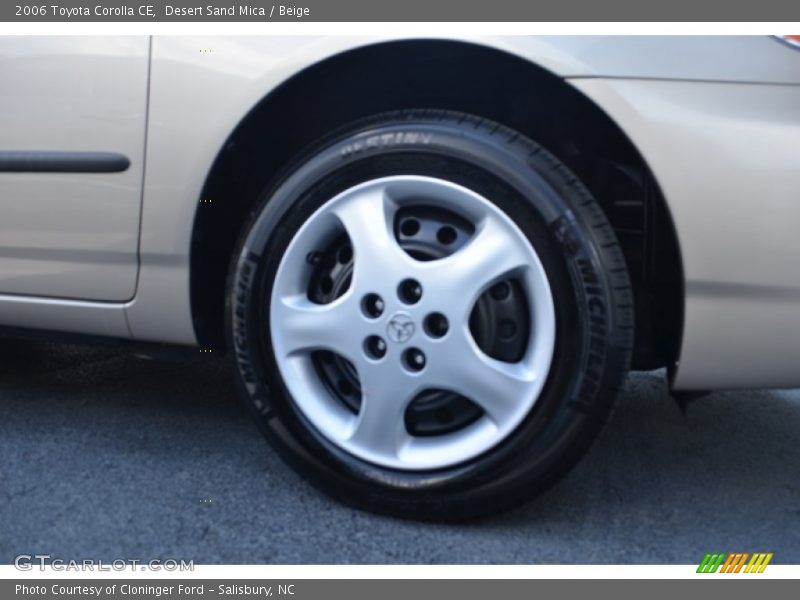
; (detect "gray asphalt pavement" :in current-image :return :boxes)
[1,338,798,564]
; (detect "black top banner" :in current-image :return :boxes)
[3,0,800,22]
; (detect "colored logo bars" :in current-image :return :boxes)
[697,553,773,573]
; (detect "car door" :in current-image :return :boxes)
[0,36,149,301]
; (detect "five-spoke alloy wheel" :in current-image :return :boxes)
[229,111,634,520]
[270,175,556,470]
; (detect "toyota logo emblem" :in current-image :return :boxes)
[386,312,415,344]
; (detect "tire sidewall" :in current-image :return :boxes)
[228,114,630,516]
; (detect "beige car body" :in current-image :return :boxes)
[1,35,799,390]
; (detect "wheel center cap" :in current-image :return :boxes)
[386,312,415,344]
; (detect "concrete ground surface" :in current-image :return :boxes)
[0,338,798,564]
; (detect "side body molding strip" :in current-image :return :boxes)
[0,151,130,173]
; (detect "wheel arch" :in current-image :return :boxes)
[191,38,684,370]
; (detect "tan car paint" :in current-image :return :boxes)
[1,35,799,389]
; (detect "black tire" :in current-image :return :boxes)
[228,110,633,520]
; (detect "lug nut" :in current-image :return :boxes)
[398,279,423,305]
[364,336,387,359]
[424,312,449,338]
[403,348,426,372]
[362,293,384,318]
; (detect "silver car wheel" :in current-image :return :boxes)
[270,175,556,470]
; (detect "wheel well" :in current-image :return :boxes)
[193,39,683,370]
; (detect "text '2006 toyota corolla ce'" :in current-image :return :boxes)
[1,35,799,519]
